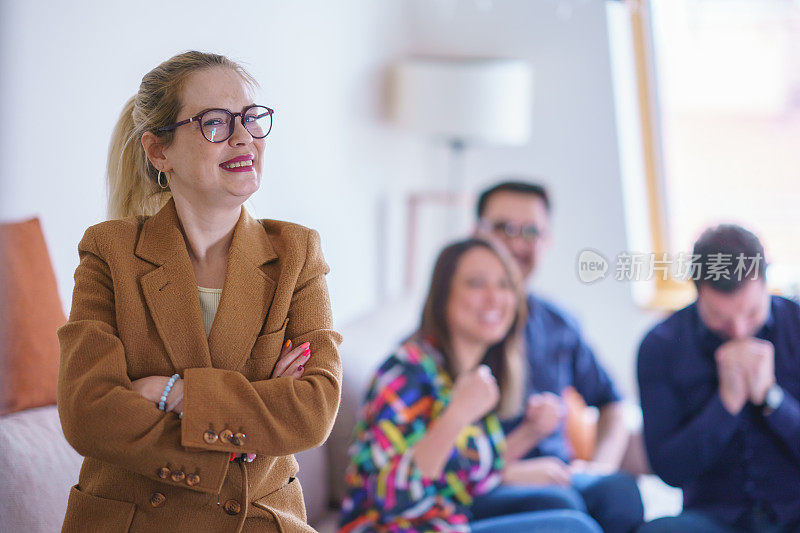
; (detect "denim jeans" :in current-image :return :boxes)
[471,509,602,533]
[470,473,644,533]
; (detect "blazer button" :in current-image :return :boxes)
[223,499,241,515]
[220,429,234,443]
[171,470,185,482]
[157,467,171,479]
[203,430,218,444]
[186,473,201,486]
[232,432,246,446]
[150,492,166,508]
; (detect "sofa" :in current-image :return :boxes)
[0,293,419,532]
[0,292,682,532]
[0,214,679,530]
[0,291,420,532]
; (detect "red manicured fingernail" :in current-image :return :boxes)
[297,365,304,372]
[302,348,310,357]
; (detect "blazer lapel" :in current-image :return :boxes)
[136,198,212,372]
[207,207,278,371]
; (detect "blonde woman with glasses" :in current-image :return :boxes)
[57,51,342,532]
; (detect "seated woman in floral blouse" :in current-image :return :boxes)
[339,238,601,532]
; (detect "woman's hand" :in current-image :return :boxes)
[449,364,500,425]
[502,457,572,486]
[411,365,498,480]
[271,340,311,379]
[129,339,308,418]
[130,376,183,414]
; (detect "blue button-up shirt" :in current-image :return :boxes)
[503,295,622,462]
[638,296,800,527]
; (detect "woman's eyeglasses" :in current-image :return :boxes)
[158,105,274,143]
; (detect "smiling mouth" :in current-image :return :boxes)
[479,311,504,325]
[220,159,254,169]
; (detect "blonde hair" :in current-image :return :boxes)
[106,51,257,219]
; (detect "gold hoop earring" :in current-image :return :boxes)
[157,170,169,189]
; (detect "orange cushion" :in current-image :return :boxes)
[0,218,66,415]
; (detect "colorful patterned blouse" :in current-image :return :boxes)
[339,338,507,533]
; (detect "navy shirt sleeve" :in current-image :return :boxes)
[520,296,622,462]
[637,327,741,487]
[570,328,622,407]
[553,303,622,407]
[764,391,800,465]
[763,298,800,465]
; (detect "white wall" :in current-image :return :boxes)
[0,0,662,397]
[0,0,426,325]
[403,0,662,398]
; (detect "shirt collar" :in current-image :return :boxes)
[762,298,776,332]
[693,296,775,346]
[693,304,719,348]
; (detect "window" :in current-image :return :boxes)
[611,0,800,308]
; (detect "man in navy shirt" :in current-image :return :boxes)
[638,225,800,532]
[471,181,644,533]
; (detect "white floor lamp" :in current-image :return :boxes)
[389,57,534,289]
[391,57,534,192]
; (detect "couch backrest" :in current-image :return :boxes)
[294,444,330,525]
[0,404,335,530]
[326,295,424,507]
[0,405,83,532]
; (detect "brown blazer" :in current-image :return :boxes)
[57,198,342,533]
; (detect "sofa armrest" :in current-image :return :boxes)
[0,404,83,532]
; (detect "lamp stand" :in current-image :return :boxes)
[447,138,466,193]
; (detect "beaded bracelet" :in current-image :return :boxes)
[158,374,180,411]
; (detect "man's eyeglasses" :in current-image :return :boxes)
[480,219,542,241]
[158,105,274,143]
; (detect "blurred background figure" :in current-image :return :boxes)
[339,238,601,533]
[638,225,800,532]
[475,181,644,533]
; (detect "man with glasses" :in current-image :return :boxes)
[473,181,643,533]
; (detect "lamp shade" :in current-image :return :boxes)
[391,58,533,146]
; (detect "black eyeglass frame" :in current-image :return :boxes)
[479,219,543,241]
[157,104,274,143]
